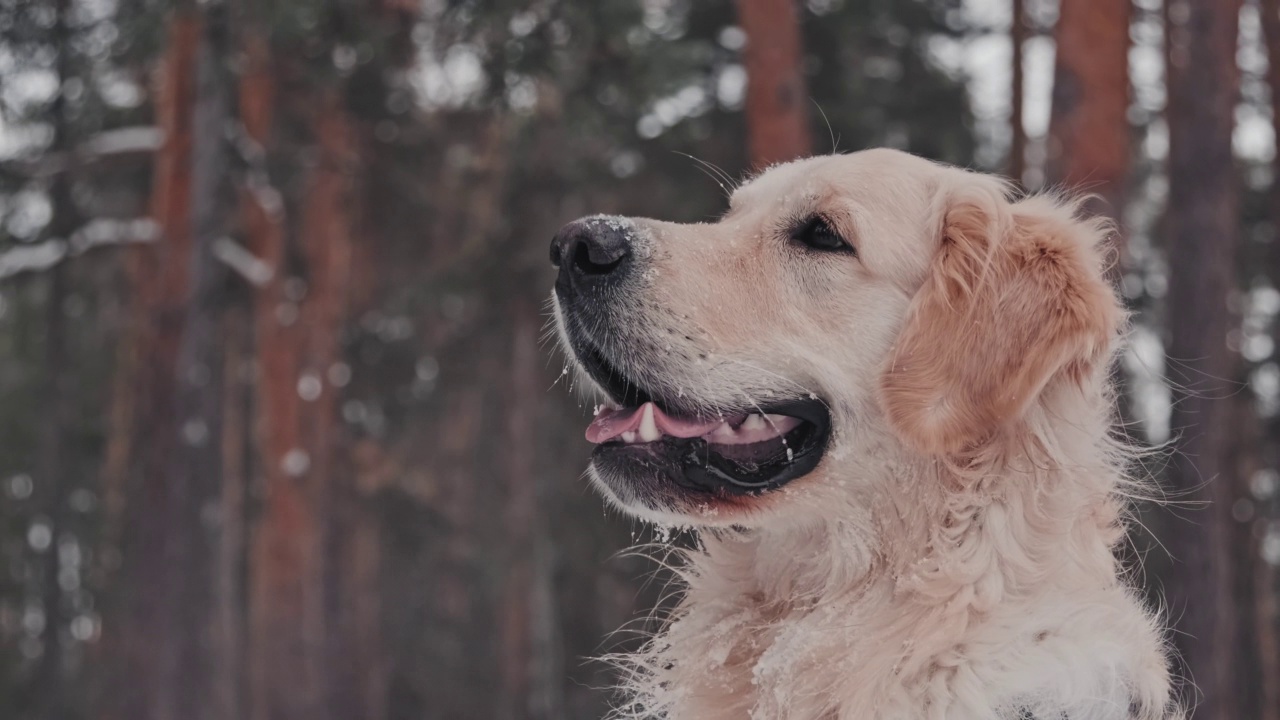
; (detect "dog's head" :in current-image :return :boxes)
[551,149,1120,526]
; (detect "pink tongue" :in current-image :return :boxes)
[586,403,736,444]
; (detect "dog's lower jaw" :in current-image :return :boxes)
[608,476,1174,720]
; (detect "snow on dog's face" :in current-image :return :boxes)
[550,148,1118,527]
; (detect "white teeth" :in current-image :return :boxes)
[638,403,661,443]
[708,421,737,441]
[742,414,767,431]
[621,431,638,443]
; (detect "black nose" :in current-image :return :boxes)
[550,217,632,295]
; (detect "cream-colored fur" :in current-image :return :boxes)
[553,150,1176,720]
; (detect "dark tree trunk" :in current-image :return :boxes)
[34,262,69,720]
[1255,545,1280,720]
[32,0,76,715]
[214,304,249,720]
[1265,0,1280,234]
[498,296,558,720]
[1163,0,1243,717]
[1228,392,1274,720]
[1256,0,1280,715]
[735,0,812,166]
[1009,0,1026,185]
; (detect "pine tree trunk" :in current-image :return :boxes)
[214,305,249,720]
[242,57,356,718]
[153,9,232,719]
[239,34,320,720]
[1163,0,1243,717]
[34,266,69,720]
[32,1,76,715]
[1046,0,1141,460]
[1255,0,1280,714]
[735,0,811,166]
[1256,549,1280,720]
[498,296,548,720]
[1046,0,1131,235]
[100,10,202,720]
[1228,392,1265,718]
[1009,0,1026,184]
[299,93,358,720]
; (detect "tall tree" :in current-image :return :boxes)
[151,5,233,718]
[100,8,203,720]
[735,0,812,166]
[32,1,77,716]
[241,50,353,720]
[1046,0,1132,235]
[1252,0,1280,715]
[1163,0,1244,717]
[1009,0,1027,184]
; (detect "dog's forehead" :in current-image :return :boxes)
[730,156,833,211]
[731,149,941,214]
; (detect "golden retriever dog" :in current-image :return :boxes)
[549,149,1175,720]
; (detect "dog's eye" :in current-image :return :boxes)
[792,216,853,254]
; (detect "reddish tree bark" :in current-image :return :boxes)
[735,0,812,166]
[1046,0,1132,234]
[1163,0,1243,717]
[242,35,357,714]
[240,35,324,720]
[294,95,357,718]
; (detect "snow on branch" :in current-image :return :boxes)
[212,237,273,287]
[2,126,164,179]
[79,126,165,159]
[0,240,67,279]
[0,218,159,280]
[73,218,161,250]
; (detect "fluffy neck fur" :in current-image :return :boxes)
[607,383,1175,720]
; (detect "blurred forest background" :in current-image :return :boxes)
[0,0,1276,718]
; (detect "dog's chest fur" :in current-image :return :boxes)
[611,493,1173,720]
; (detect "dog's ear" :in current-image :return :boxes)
[879,179,1120,456]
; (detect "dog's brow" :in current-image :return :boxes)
[727,176,760,209]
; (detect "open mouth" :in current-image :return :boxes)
[571,333,831,496]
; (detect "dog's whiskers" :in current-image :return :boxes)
[673,151,738,199]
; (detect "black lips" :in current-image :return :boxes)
[591,397,831,497]
[562,320,832,496]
